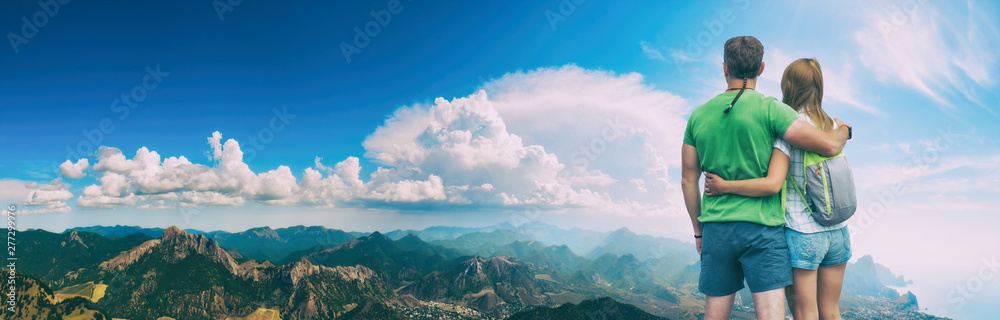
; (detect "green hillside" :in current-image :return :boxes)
[19,229,152,287]
[507,297,666,320]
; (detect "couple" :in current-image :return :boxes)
[681,36,852,320]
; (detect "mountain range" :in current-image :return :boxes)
[13,222,942,320]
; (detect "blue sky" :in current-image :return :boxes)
[2,1,999,318]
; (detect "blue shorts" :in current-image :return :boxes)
[699,221,793,296]
[785,227,852,270]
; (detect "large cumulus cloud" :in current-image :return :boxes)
[18,65,693,217]
[362,90,618,209]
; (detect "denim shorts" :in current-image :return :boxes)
[699,221,793,296]
[785,227,852,270]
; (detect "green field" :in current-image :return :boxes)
[546,291,587,305]
[533,273,558,283]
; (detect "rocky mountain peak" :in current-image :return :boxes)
[162,225,184,240]
[99,239,161,272]
[456,257,487,287]
[249,226,280,240]
[401,233,420,241]
[64,230,88,249]
[100,225,244,278]
[367,231,389,241]
[484,256,520,277]
[281,259,377,287]
[607,227,637,240]
[283,258,316,287]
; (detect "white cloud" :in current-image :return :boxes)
[366,173,446,203]
[92,147,138,173]
[869,143,891,153]
[896,194,998,214]
[179,191,246,206]
[897,142,914,154]
[136,200,174,210]
[98,172,131,197]
[760,49,884,116]
[21,179,72,214]
[853,0,999,115]
[952,0,999,88]
[358,65,695,218]
[298,159,365,206]
[207,131,224,161]
[639,40,696,65]
[57,159,90,179]
[853,154,1000,191]
[33,66,696,219]
[639,41,668,61]
[70,130,460,210]
[630,178,648,192]
[76,189,139,209]
[669,49,695,63]
[362,89,618,209]
[0,180,29,208]
[908,173,1000,195]
[313,156,333,174]
[822,61,885,116]
[484,65,689,211]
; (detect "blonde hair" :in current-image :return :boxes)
[781,58,833,131]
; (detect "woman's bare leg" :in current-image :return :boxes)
[791,268,819,320]
[817,263,847,320]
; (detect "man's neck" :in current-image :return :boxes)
[725,78,757,92]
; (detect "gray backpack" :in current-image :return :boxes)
[783,151,858,226]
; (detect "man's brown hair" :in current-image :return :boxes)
[723,36,764,80]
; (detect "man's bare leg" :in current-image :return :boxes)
[751,287,787,320]
[705,293,736,320]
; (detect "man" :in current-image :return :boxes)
[680,36,850,320]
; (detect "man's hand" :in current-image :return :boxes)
[703,172,728,196]
[696,237,702,255]
[783,118,849,157]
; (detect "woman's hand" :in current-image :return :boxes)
[703,172,729,196]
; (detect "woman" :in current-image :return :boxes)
[703,58,851,320]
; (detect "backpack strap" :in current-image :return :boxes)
[819,163,833,215]
[787,171,814,215]
[780,180,787,215]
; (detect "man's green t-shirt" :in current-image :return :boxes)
[682,90,799,227]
